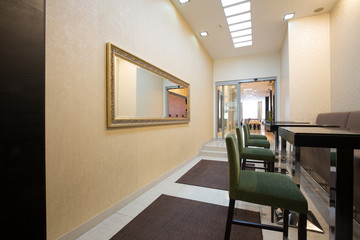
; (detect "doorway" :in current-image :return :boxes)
[216,78,276,138]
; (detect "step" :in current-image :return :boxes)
[199,149,227,158]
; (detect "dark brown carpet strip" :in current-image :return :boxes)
[176,160,255,191]
[111,194,262,240]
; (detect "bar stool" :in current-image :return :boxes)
[224,134,308,240]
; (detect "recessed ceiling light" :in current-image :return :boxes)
[179,0,190,4]
[283,13,295,20]
[221,0,246,7]
[199,31,208,37]
[227,12,251,25]
[234,40,252,48]
[231,29,252,37]
[229,21,251,32]
[233,35,252,43]
[224,2,251,17]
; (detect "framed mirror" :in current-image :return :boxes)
[106,43,190,127]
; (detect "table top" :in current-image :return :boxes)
[264,121,338,132]
[278,127,360,148]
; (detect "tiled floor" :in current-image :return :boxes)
[76,130,355,240]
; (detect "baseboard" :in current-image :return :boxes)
[57,154,198,240]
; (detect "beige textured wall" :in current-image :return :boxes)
[45,0,213,239]
[288,14,331,123]
[330,0,360,112]
[280,31,290,121]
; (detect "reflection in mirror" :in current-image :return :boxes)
[107,43,190,127]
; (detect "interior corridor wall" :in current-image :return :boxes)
[330,0,360,112]
[288,13,331,123]
[213,52,281,131]
[280,32,290,121]
[45,0,213,239]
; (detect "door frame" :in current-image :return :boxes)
[215,77,277,139]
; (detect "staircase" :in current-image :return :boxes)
[199,139,227,158]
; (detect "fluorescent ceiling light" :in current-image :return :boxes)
[229,21,251,32]
[283,13,295,20]
[199,31,208,37]
[231,29,252,37]
[233,35,252,43]
[224,2,251,17]
[179,0,190,4]
[227,12,251,25]
[221,0,246,7]
[234,40,252,48]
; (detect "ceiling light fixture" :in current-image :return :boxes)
[224,1,251,17]
[231,28,252,38]
[283,13,295,20]
[229,21,251,32]
[178,0,190,4]
[226,12,251,25]
[199,31,208,37]
[234,41,252,48]
[221,0,246,7]
[233,35,252,43]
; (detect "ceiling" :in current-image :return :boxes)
[170,0,338,60]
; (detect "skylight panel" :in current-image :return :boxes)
[229,21,251,32]
[231,29,252,38]
[221,0,246,7]
[233,35,252,43]
[226,12,251,25]
[234,41,252,48]
[224,2,250,17]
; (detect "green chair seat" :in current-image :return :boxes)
[242,148,275,162]
[244,124,270,148]
[249,134,267,140]
[232,170,308,214]
[247,139,270,148]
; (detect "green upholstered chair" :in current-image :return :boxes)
[224,133,308,240]
[236,127,275,172]
[243,124,270,149]
[244,123,267,140]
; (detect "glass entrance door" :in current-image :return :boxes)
[216,79,276,138]
[217,84,238,138]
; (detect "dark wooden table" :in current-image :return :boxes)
[265,121,311,153]
[278,127,360,239]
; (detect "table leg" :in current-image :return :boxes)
[335,148,354,240]
[281,137,287,162]
[293,146,300,187]
[274,130,279,155]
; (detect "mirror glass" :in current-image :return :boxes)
[107,43,190,127]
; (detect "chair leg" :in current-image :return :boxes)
[270,162,274,172]
[298,213,307,240]
[271,206,274,223]
[224,198,235,240]
[242,159,247,170]
[283,210,289,239]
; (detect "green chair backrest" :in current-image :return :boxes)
[243,124,250,146]
[235,127,244,153]
[225,134,241,189]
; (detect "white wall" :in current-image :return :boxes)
[136,68,164,118]
[45,0,213,239]
[214,52,280,82]
[213,52,281,127]
[115,58,137,117]
[287,14,331,123]
[330,0,360,112]
[280,31,290,121]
